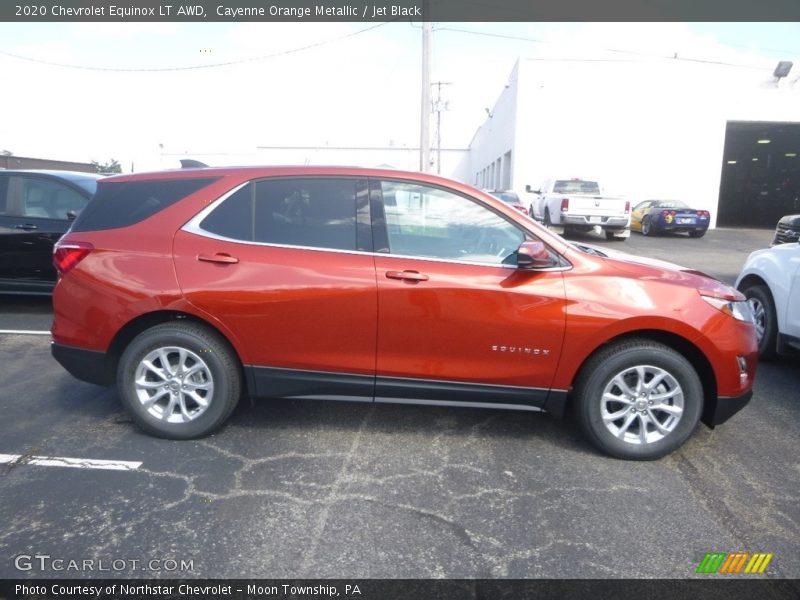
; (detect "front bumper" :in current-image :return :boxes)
[51,342,111,386]
[702,388,752,428]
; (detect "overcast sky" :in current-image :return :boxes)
[1,21,798,171]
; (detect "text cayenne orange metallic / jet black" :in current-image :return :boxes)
[50,166,757,459]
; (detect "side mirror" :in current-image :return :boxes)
[66,210,78,221]
[516,241,554,269]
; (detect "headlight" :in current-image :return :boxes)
[700,295,755,323]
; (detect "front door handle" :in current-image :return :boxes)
[15,223,38,230]
[385,270,429,283]
[197,253,239,264]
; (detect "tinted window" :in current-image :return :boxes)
[199,183,254,241]
[553,180,600,194]
[489,191,520,204]
[20,177,89,219]
[200,178,357,252]
[72,178,218,232]
[380,181,525,265]
[655,200,690,209]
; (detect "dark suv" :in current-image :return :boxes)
[772,214,800,245]
[51,166,757,460]
[0,170,101,294]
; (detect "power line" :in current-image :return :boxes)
[0,21,394,72]
[434,25,792,71]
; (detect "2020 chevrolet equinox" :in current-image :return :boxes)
[51,166,757,459]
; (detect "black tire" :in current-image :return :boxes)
[573,339,703,460]
[688,229,706,238]
[641,217,653,236]
[117,321,242,439]
[605,231,627,241]
[742,284,778,360]
[544,207,553,228]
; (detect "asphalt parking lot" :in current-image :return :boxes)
[0,227,797,582]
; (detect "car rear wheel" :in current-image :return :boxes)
[574,340,703,460]
[742,284,777,360]
[641,217,653,236]
[117,321,241,439]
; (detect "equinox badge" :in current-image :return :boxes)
[491,345,550,356]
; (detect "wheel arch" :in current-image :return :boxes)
[561,329,719,428]
[103,310,249,393]
[737,273,770,294]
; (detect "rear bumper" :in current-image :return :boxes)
[702,389,752,428]
[659,224,708,232]
[563,215,629,228]
[51,342,110,386]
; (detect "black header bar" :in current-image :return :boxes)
[2,578,800,600]
[3,0,800,22]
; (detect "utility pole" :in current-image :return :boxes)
[432,81,451,175]
[420,2,432,172]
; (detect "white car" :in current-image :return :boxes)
[736,241,800,358]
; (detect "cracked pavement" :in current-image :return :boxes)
[0,228,797,580]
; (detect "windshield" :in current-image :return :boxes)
[553,180,601,194]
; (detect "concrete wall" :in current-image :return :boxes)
[468,62,519,191]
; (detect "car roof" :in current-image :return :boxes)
[100,165,477,190]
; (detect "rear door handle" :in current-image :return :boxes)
[15,224,38,230]
[385,270,429,282]
[197,253,239,264]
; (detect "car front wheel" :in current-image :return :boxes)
[743,284,777,360]
[117,321,242,439]
[574,340,703,460]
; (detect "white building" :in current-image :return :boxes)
[469,56,800,228]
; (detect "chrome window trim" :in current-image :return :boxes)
[182,181,572,272]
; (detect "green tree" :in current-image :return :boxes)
[91,158,122,174]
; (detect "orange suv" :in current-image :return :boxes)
[51,166,757,459]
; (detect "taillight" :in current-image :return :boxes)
[53,241,93,275]
[698,210,710,218]
[624,201,630,213]
[560,198,569,211]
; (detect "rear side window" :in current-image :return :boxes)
[71,178,218,232]
[199,178,358,252]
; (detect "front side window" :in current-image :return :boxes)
[379,180,525,265]
[199,178,358,252]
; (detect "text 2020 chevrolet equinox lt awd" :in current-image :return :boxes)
[51,167,757,459]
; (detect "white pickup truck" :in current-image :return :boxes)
[526,178,631,240]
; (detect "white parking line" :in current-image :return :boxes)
[0,453,142,471]
[0,330,50,335]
